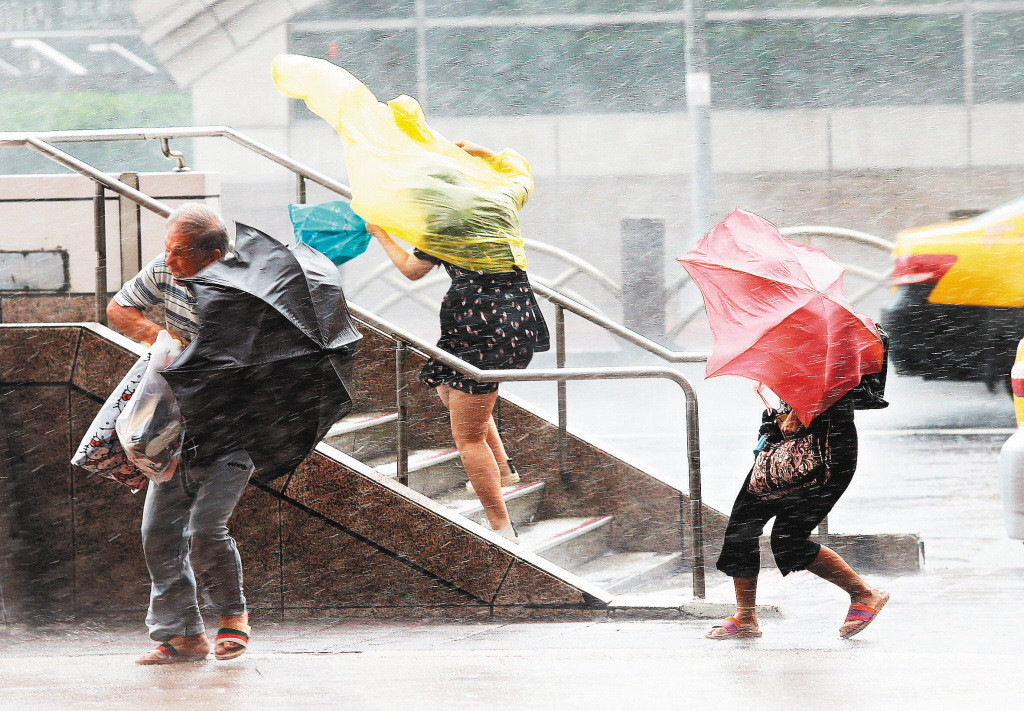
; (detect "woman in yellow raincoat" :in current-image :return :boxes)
[368,139,549,542]
[273,54,549,541]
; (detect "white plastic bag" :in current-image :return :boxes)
[115,331,183,483]
[71,354,150,492]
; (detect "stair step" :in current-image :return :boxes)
[435,481,545,527]
[572,551,684,594]
[371,448,465,497]
[519,515,613,570]
[323,411,398,460]
[325,411,399,436]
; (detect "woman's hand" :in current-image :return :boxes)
[366,223,389,241]
[455,140,496,159]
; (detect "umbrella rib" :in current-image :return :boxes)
[193,271,326,343]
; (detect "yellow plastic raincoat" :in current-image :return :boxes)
[271,54,533,273]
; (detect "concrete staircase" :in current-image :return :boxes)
[322,410,684,597]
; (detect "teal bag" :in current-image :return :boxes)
[288,200,371,265]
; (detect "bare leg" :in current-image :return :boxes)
[805,546,881,605]
[806,546,888,637]
[437,385,512,474]
[485,417,514,476]
[448,388,512,531]
[733,577,759,625]
[707,576,760,638]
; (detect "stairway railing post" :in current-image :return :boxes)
[686,392,705,598]
[93,182,107,325]
[395,339,410,487]
[556,304,569,485]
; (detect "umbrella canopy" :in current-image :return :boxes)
[679,208,884,426]
[162,223,361,482]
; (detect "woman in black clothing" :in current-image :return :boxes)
[707,376,890,640]
[368,139,548,543]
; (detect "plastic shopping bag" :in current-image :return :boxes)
[71,352,150,492]
[288,200,372,265]
[272,54,533,273]
[114,331,183,484]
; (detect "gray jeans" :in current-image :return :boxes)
[140,450,253,642]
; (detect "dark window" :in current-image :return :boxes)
[287,3,1021,116]
[709,17,963,110]
[974,12,1024,103]
[288,30,419,120]
[425,1,679,16]
[426,24,686,115]
[292,0,415,21]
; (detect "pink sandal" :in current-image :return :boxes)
[706,616,762,639]
[840,591,890,639]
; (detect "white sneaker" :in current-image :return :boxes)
[493,524,520,544]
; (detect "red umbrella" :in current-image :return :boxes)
[679,208,884,426]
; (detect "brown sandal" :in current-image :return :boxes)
[214,627,250,660]
[136,641,208,665]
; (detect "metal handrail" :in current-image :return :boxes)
[0,126,711,598]
[347,302,706,599]
[779,224,895,251]
[0,125,353,199]
[534,282,710,363]
[349,238,619,316]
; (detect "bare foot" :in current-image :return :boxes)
[850,587,885,609]
[136,633,210,665]
[215,613,250,659]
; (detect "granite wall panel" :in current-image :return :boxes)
[284,454,520,604]
[0,384,75,617]
[0,326,80,384]
[71,328,139,401]
[280,505,478,611]
[3,323,713,619]
[0,295,97,325]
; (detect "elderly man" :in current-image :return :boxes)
[107,203,252,665]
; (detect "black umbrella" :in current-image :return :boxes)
[161,223,361,482]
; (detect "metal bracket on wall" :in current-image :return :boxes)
[159,138,189,172]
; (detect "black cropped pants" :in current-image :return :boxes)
[716,412,858,579]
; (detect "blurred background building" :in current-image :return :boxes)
[3,1,1024,322]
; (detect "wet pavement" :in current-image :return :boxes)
[2,552,1022,711]
[3,366,1023,708]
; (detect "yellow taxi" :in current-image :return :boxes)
[880,197,1024,390]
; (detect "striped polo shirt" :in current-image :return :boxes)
[113,256,199,340]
